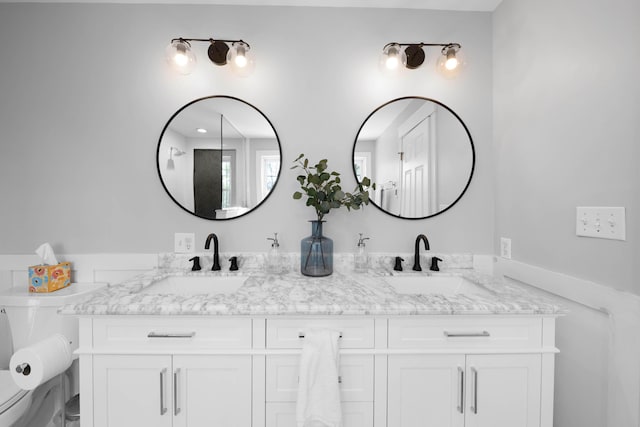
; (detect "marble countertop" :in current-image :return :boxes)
[60,256,563,316]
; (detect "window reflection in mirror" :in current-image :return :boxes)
[353,97,474,219]
[157,96,281,220]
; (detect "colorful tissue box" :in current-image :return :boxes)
[28,262,71,293]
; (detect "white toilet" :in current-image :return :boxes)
[0,283,105,427]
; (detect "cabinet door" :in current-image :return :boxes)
[93,355,173,427]
[388,355,465,427]
[465,354,541,427]
[173,355,252,427]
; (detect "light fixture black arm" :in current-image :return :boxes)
[383,42,460,50]
[171,38,251,49]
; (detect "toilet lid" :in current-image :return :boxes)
[0,370,28,414]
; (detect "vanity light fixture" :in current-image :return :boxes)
[165,37,253,76]
[381,42,464,77]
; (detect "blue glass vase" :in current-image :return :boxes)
[301,220,333,277]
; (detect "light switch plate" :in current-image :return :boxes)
[174,233,195,253]
[576,207,626,240]
[500,237,512,259]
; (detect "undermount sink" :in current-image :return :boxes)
[386,275,491,296]
[139,275,248,296]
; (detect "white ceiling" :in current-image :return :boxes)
[0,0,503,12]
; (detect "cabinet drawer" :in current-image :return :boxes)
[266,402,373,427]
[266,318,374,349]
[93,317,252,350]
[388,317,542,349]
[266,355,374,402]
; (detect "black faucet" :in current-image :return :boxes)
[412,234,430,271]
[204,233,221,271]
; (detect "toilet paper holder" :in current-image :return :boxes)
[15,362,31,375]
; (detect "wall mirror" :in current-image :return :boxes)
[157,95,281,220]
[353,97,475,219]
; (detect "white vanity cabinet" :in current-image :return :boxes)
[82,317,252,427]
[264,317,375,427]
[387,317,553,427]
[79,314,556,427]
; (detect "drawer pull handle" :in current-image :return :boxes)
[298,332,343,339]
[148,332,196,339]
[443,331,490,338]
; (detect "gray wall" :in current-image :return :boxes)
[493,0,640,294]
[0,4,494,256]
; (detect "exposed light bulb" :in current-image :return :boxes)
[165,40,196,75]
[234,44,248,68]
[235,54,248,68]
[436,45,464,79]
[386,54,399,69]
[381,43,405,72]
[228,41,254,77]
[174,52,189,67]
[444,50,459,70]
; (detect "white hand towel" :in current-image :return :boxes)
[296,329,342,427]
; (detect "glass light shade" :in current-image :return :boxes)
[380,43,406,71]
[227,41,255,77]
[165,40,197,75]
[436,46,464,79]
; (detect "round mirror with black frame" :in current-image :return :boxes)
[352,96,475,220]
[157,95,282,220]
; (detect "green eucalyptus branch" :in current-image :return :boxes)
[291,153,376,222]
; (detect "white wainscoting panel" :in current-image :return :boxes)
[0,253,158,290]
[496,258,640,427]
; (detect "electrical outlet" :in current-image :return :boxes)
[174,233,195,253]
[500,237,512,259]
[576,207,626,240]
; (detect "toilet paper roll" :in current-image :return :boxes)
[9,334,72,390]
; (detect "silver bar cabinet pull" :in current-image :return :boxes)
[457,367,464,414]
[174,369,181,415]
[443,331,490,338]
[148,332,196,339]
[298,332,343,339]
[470,367,478,414]
[159,369,167,415]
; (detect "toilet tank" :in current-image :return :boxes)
[0,283,106,352]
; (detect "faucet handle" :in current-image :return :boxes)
[393,257,404,271]
[189,256,201,271]
[229,256,239,271]
[429,256,443,272]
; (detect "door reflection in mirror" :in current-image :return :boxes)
[157,96,281,220]
[353,97,475,219]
